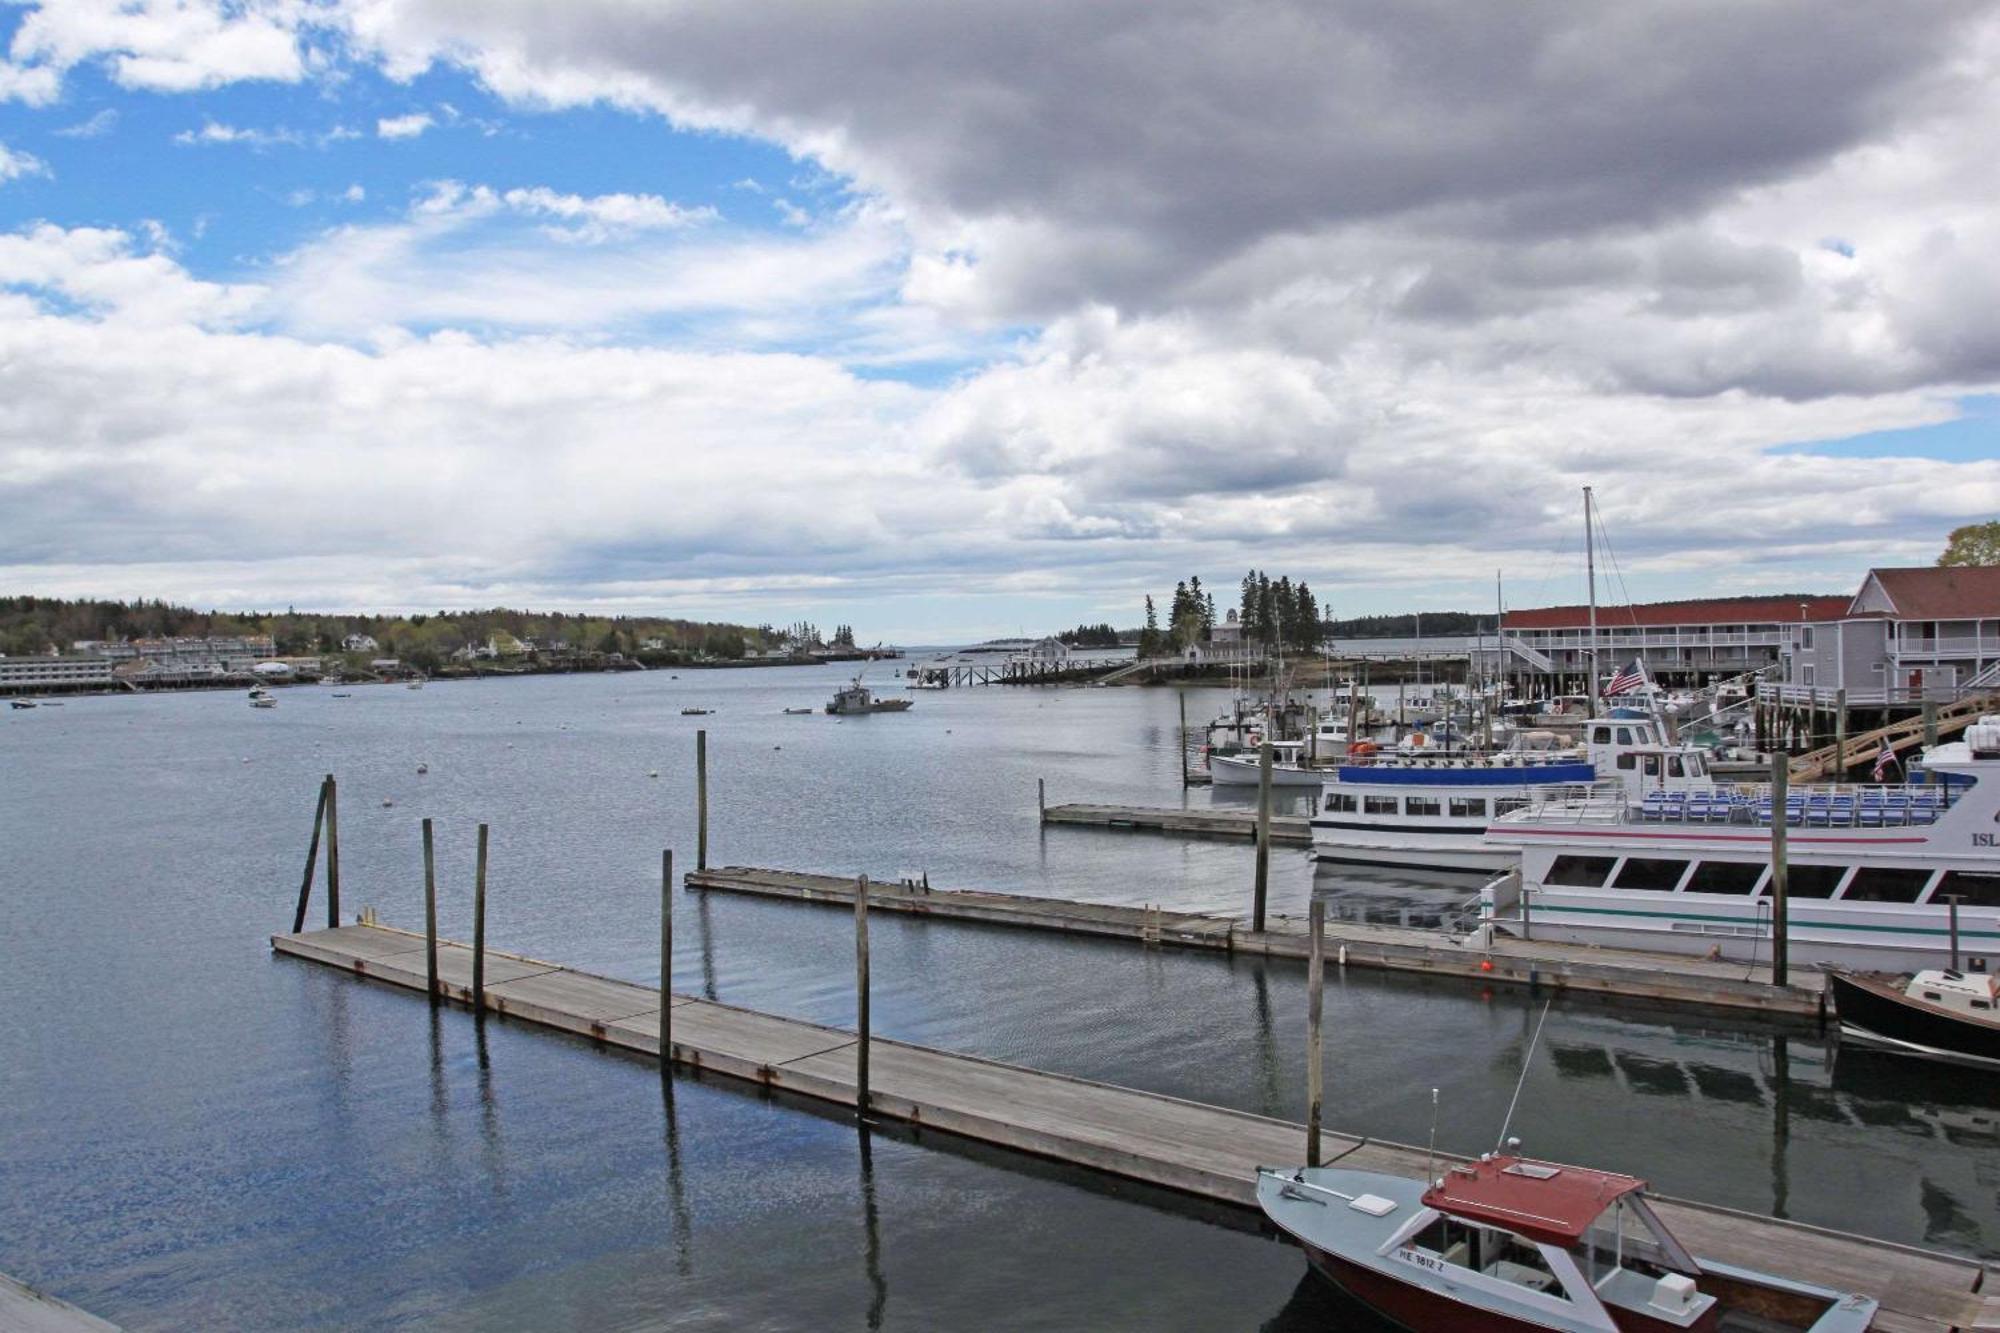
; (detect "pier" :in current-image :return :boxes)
[1040,801,1314,845]
[269,919,1986,1331]
[686,866,1826,1018]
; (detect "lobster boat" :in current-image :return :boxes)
[1830,969,2000,1067]
[1257,1154,1877,1332]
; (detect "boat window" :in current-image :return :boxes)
[1616,727,1633,744]
[1923,991,1943,1002]
[1783,864,1849,898]
[1494,796,1528,816]
[1406,1215,1479,1271]
[1667,756,1685,778]
[1684,862,1762,895]
[1547,855,1617,887]
[1364,795,1398,816]
[1325,793,1356,813]
[1840,867,1934,904]
[1975,1000,1993,1011]
[1611,858,1688,892]
[1642,754,1661,777]
[1615,753,1636,770]
[1591,726,1612,744]
[1450,797,1488,818]
[1934,871,2000,908]
[1405,797,1441,817]
[1687,755,1706,777]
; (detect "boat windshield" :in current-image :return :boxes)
[1403,1215,1574,1301]
[1572,1196,1697,1287]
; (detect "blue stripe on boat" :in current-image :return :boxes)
[1332,762,1596,786]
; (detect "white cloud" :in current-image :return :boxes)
[376,111,434,139]
[54,108,119,138]
[499,186,717,242]
[6,0,306,96]
[173,121,303,148]
[342,183,366,203]
[0,141,49,184]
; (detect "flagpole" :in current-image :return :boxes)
[1584,486,1599,719]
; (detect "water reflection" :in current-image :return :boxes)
[857,1126,887,1329]
[660,1077,694,1277]
[474,1017,508,1201]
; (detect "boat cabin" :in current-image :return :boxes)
[1906,968,2000,1017]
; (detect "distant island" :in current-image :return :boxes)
[0,597,887,686]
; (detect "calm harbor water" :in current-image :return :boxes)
[3,665,1995,1329]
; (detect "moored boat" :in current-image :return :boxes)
[1257,1154,1877,1331]
[1207,738,1326,787]
[826,678,913,715]
[1831,969,2000,1067]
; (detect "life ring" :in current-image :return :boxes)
[1348,741,1378,756]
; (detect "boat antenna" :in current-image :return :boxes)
[1424,1087,1441,1185]
[1495,996,1555,1155]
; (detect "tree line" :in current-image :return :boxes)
[1134,571,1323,657]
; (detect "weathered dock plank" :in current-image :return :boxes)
[0,1274,120,1333]
[687,866,1825,1019]
[1042,802,1314,845]
[270,922,1977,1329]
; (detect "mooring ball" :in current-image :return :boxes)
[1479,959,1494,972]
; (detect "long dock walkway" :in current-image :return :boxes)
[270,921,1983,1331]
[688,866,1826,1018]
[1042,802,1313,844]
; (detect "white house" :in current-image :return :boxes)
[342,633,379,653]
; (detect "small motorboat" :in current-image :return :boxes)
[248,687,277,709]
[330,692,353,698]
[1258,1153,1877,1331]
[782,707,814,715]
[407,678,425,690]
[1831,968,2000,1066]
[9,698,38,709]
[681,707,713,716]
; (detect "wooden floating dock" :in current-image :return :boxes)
[0,1273,120,1333]
[688,866,1827,1018]
[1041,802,1313,845]
[270,921,1984,1331]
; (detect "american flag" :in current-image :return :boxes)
[1872,738,1898,781]
[1603,658,1646,696]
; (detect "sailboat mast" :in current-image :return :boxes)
[1585,485,1599,719]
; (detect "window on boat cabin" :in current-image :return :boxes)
[1591,725,1612,744]
[1405,797,1442,817]
[1494,795,1529,816]
[1934,871,2000,908]
[1641,754,1661,777]
[1611,857,1689,891]
[1325,793,1355,813]
[1402,1218,1569,1297]
[1615,727,1634,744]
[1450,797,1488,818]
[1364,795,1399,816]
[1839,867,1935,904]
[1666,755,1685,778]
[1784,864,1850,898]
[1615,753,1637,770]
[1547,855,1618,887]
[1683,861,1763,895]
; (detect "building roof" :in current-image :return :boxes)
[1856,566,2000,620]
[1421,1155,1644,1246]
[1503,595,1849,631]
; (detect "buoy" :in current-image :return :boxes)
[648,769,660,778]
[773,745,782,751]
[382,798,394,807]
[416,763,428,774]
[1479,959,1493,972]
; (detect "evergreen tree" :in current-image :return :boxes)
[1139,594,1162,658]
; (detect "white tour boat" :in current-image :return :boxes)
[1478,717,2000,972]
[1310,715,1711,874]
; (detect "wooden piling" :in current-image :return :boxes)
[324,773,341,927]
[1179,693,1190,785]
[696,730,709,872]
[422,817,439,1003]
[1038,777,1046,821]
[855,872,871,1117]
[291,778,329,934]
[1833,688,1847,779]
[661,848,674,1063]
[1306,898,1325,1167]
[472,822,489,1013]
[1253,742,1273,934]
[1769,752,1789,988]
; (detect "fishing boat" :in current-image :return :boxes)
[1208,738,1326,787]
[9,697,38,709]
[1830,969,2000,1067]
[1307,717,1698,874]
[680,707,713,716]
[1256,1154,1876,1331]
[1479,716,2000,971]
[826,678,912,715]
[248,687,277,709]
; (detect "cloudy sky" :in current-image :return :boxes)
[1,0,1998,640]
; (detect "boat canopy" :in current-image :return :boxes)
[1420,1155,1645,1247]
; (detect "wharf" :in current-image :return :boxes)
[270,921,1983,1331]
[1041,802,1313,845]
[688,866,1827,1018]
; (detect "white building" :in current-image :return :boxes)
[0,655,116,692]
[342,633,379,653]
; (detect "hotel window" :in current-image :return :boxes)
[1801,626,1815,649]
[1449,797,1488,818]
[1546,855,1617,887]
[1840,867,1934,904]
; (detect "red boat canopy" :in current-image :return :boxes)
[1421,1156,1647,1247]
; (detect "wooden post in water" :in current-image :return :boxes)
[291,778,330,934]
[1306,897,1325,1167]
[855,872,871,1117]
[1769,752,1789,988]
[1253,742,1273,934]
[1833,689,1848,780]
[324,773,341,927]
[1179,692,1190,785]
[472,822,489,1013]
[1038,777,1046,822]
[422,817,439,1003]
[696,729,709,872]
[661,848,674,1064]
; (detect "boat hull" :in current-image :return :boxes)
[1311,828,1512,873]
[1208,753,1325,787]
[1831,971,2000,1066]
